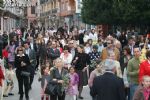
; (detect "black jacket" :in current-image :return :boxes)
[90,72,125,100]
[14,54,30,75]
[72,52,90,70]
[47,48,60,60]
[50,67,68,94]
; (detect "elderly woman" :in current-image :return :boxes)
[14,47,30,100]
[50,58,68,100]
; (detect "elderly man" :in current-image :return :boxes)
[90,59,125,100]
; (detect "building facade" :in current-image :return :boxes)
[38,0,60,29]
[59,0,84,31]
[0,0,37,33]
[0,0,27,33]
[26,0,38,29]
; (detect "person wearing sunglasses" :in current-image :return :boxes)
[101,38,120,61]
[15,47,30,100]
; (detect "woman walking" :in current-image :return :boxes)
[15,47,30,100]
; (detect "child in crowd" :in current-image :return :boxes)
[133,75,150,100]
[39,65,51,100]
[66,67,79,100]
[3,64,15,97]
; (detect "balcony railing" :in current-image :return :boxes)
[40,8,58,17]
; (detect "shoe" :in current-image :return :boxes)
[19,97,23,100]
[38,78,42,81]
[19,95,23,100]
[3,95,8,97]
[8,93,14,95]
[78,96,84,99]
[26,96,29,100]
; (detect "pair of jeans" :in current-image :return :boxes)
[17,75,29,99]
[129,83,138,100]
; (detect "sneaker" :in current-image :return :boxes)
[8,93,14,95]
[3,95,8,97]
[19,95,23,100]
[19,97,23,100]
[78,96,84,99]
[26,96,29,100]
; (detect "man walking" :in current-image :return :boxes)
[90,59,125,100]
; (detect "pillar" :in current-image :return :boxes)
[1,17,3,34]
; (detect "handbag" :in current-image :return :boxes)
[45,82,57,95]
[21,71,30,77]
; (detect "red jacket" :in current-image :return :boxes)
[2,49,8,58]
[139,60,150,83]
[0,66,4,86]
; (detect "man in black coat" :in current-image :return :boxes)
[90,59,125,100]
[47,41,60,66]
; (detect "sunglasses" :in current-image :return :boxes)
[107,42,112,44]
[69,43,73,44]
[18,50,23,51]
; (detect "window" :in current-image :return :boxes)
[31,6,35,14]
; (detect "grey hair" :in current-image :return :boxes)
[54,58,63,63]
[104,59,116,71]
[54,58,65,67]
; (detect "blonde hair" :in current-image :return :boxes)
[142,75,150,82]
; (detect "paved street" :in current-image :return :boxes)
[3,72,92,100]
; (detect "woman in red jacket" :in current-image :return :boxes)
[139,50,150,83]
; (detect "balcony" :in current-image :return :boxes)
[40,8,58,17]
[40,11,50,17]
[59,9,76,17]
[52,8,58,14]
[40,0,48,4]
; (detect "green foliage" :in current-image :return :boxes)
[81,0,150,25]
[0,0,3,7]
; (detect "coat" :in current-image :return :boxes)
[50,67,68,95]
[14,54,31,76]
[25,48,37,76]
[133,85,145,100]
[0,66,4,86]
[101,47,120,61]
[139,60,150,83]
[26,49,37,68]
[47,48,60,60]
[90,72,125,100]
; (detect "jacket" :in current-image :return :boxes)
[139,60,150,83]
[90,72,125,100]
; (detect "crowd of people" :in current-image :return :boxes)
[0,27,150,100]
